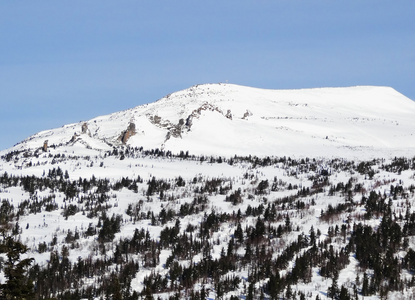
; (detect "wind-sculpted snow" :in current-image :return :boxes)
[6,83,415,160]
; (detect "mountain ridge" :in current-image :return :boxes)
[5,83,415,159]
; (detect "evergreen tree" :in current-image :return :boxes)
[0,237,34,299]
[339,285,351,300]
[247,282,254,300]
[361,272,369,296]
[285,285,293,299]
[327,275,339,300]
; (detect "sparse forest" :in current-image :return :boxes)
[1,147,415,299]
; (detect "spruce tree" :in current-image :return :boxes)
[0,237,34,300]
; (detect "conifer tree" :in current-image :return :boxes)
[327,275,339,300]
[0,237,34,300]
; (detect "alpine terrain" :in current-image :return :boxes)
[0,83,415,299]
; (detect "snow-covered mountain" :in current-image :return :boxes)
[8,83,415,159]
[1,84,415,300]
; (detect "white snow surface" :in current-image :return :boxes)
[5,83,415,159]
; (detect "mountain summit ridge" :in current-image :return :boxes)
[7,83,415,159]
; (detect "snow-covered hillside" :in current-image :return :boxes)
[7,83,415,159]
[1,84,415,300]
[1,148,415,300]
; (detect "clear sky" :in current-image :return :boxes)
[1,1,414,151]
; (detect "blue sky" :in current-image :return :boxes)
[1,1,414,150]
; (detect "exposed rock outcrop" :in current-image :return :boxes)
[43,140,48,152]
[147,103,233,143]
[69,123,90,144]
[148,115,171,128]
[119,122,136,144]
[148,115,186,142]
[170,119,185,138]
[242,110,253,120]
[165,119,185,142]
[69,134,79,143]
[81,123,88,134]
[226,109,232,120]
[185,102,224,129]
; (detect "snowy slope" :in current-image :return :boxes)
[6,83,415,159]
[1,84,415,300]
